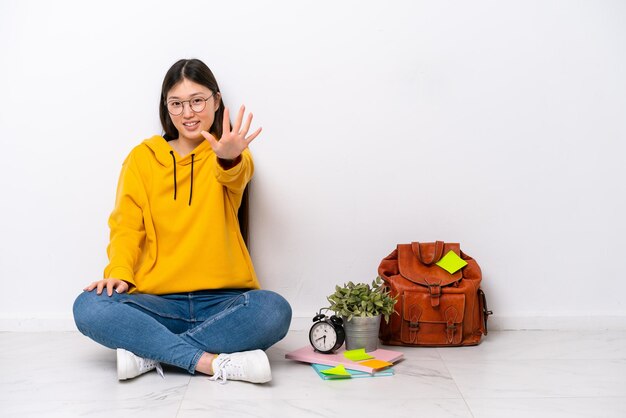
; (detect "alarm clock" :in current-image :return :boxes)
[309,311,345,354]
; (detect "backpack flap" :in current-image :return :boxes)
[397,241,464,307]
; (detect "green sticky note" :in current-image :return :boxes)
[320,364,352,377]
[436,250,468,274]
[344,348,374,361]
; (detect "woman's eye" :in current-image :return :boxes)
[169,101,182,107]
[191,98,204,105]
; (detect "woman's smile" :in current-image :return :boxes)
[182,121,201,131]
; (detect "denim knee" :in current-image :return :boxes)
[73,291,98,334]
[72,290,123,334]
[252,290,292,341]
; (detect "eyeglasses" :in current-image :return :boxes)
[166,93,214,116]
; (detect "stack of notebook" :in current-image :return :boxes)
[285,346,404,380]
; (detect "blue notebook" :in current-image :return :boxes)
[311,363,394,380]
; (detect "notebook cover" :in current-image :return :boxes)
[285,346,403,374]
[311,363,394,380]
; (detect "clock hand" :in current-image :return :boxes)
[315,335,327,342]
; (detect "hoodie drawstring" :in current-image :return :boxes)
[170,150,195,206]
[170,151,177,200]
[189,154,195,206]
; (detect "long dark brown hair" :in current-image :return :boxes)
[159,59,225,141]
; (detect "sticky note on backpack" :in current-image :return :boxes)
[436,250,468,274]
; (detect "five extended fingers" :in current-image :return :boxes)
[200,105,262,160]
[223,105,261,141]
[205,105,261,159]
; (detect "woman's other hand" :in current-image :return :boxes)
[84,279,129,296]
[201,105,262,160]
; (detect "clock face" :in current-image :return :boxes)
[310,321,338,353]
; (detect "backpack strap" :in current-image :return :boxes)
[445,306,460,343]
[407,305,422,344]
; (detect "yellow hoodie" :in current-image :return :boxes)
[103,135,259,294]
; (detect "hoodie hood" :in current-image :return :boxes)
[142,135,214,167]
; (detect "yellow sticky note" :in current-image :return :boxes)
[436,250,468,274]
[359,359,393,370]
[344,348,374,361]
[320,364,352,377]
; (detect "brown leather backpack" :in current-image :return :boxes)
[378,241,492,346]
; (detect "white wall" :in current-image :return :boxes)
[1,0,625,331]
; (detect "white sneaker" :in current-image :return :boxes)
[209,349,272,384]
[117,348,164,380]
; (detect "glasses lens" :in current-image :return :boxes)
[190,98,207,113]
[167,101,183,116]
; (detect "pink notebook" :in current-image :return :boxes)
[285,346,404,374]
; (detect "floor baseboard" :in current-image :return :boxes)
[2,313,625,332]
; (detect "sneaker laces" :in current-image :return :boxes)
[209,354,243,384]
[140,357,164,378]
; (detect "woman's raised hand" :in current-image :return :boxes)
[201,105,262,160]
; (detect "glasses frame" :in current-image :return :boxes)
[166,92,215,116]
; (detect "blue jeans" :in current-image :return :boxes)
[73,289,292,374]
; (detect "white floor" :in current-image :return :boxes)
[1,330,626,418]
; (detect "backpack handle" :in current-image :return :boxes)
[412,241,445,265]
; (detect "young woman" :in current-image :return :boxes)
[73,58,292,384]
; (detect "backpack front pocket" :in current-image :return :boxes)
[401,291,465,346]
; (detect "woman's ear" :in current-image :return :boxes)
[213,92,221,112]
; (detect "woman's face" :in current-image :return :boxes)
[166,78,220,143]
